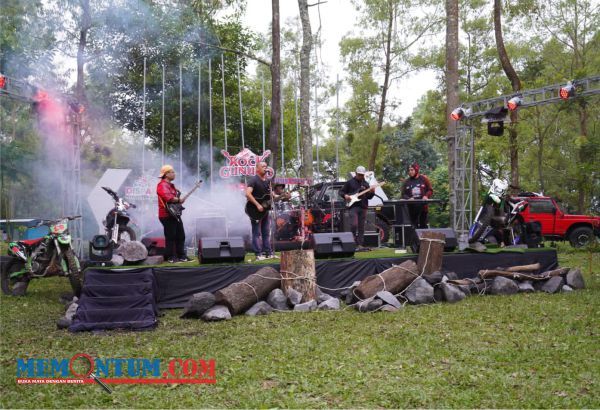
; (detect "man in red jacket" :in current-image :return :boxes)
[157,165,190,263]
[401,162,433,229]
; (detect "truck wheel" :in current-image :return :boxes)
[375,219,390,243]
[568,226,594,248]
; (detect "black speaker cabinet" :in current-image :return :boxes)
[392,225,415,248]
[312,232,356,258]
[411,228,458,253]
[198,237,245,264]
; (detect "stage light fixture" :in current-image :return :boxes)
[559,81,575,100]
[507,95,523,111]
[0,74,6,89]
[450,106,471,121]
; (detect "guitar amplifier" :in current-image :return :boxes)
[198,237,245,264]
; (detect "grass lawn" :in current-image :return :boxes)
[0,243,598,408]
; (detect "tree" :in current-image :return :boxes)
[445,0,459,227]
[269,0,281,172]
[298,0,313,179]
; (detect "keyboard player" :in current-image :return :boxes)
[401,162,433,229]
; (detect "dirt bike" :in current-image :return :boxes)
[102,186,137,245]
[469,178,529,245]
[1,216,83,296]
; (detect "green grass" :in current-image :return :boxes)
[0,246,598,408]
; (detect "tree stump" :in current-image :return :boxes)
[214,266,281,315]
[280,249,317,303]
[354,260,419,300]
[416,231,445,276]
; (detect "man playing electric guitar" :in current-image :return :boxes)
[339,165,376,250]
[245,161,287,260]
[157,165,190,263]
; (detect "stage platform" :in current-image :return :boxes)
[83,248,559,309]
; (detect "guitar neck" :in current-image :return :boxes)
[181,184,200,202]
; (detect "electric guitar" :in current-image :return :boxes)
[165,180,202,220]
[245,194,273,222]
[345,182,386,208]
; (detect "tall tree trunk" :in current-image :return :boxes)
[367,1,394,171]
[298,0,313,179]
[77,0,91,104]
[577,103,588,213]
[493,0,521,189]
[269,0,281,172]
[445,0,459,228]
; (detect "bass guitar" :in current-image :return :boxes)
[345,182,386,208]
[165,180,202,220]
[245,194,272,222]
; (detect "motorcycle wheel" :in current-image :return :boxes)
[64,249,83,298]
[375,218,390,244]
[469,207,493,244]
[118,226,136,244]
[1,259,30,296]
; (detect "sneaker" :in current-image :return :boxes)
[167,257,178,263]
[256,255,267,261]
[177,256,192,262]
[267,254,279,259]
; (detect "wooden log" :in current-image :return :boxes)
[478,267,569,281]
[416,231,445,276]
[355,260,419,300]
[214,266,281,315]
[280,249,317,303]
[504,263,541,272]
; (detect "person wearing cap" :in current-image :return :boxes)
[401,162,433,229]
[157,165,190,263]
[339,166,376,249]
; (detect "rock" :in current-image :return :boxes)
[181,292,216,318]
[141,255,165,265]
[111,254,125,266]
[433,284,444,302]
[457,284,471,296]
[65,302,79,321]
[490,276,519,296]
[293,300,317,312]
[440,283,466,303]
[404,278,435,305]
[566,268,585,289]
[540,276,564,294]
[286,288,303,306]
[117,240,149,262]
[470,280,488,295]
[423,271,443,285]
[316,287,333,303]
[444,271,459,281]
[56,317,72,329]
[12,281,29,296]
[245,301,274,316]
[380,305,400,312]
[318,298,340,311]
[266,288,289,310]
[561,285,574,293]
[375,290,402,308]
[356,297,383,312]
[201,305,232,321]
[518,281,535,293]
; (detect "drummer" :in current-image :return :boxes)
[273,183,292,211]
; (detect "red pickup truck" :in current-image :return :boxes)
[512,194,600,248]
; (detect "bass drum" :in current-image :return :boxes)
[275,212,299,241]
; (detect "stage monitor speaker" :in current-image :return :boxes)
[411,228,458,253]
[89,235,113,261]
[312,232,356,259]
[392,225,415,248]
[198,237,245,264]
[363,232,380,248]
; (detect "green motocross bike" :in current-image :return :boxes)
[1,216,82,297]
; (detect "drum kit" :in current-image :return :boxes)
[273,201,314,241]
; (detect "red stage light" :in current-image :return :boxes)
[451,107,465,121]
[507,96,522,111]
[559,82,575,100]
[0,74,6,89]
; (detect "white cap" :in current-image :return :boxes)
[356,166,366,174]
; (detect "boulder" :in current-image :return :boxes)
[380,305,400,313]
[286,288,303,306]
[375,290,402,308]
[316,287,333,303]
[266,288,289,310]
[356,297,383,312]
[141,255,165,266]
[490,276,519,296]
[245,301,274,316]
[181,292,216,318]
[518,281,535,293]
[201,305,232,321]
[423,270,444,285]
[440,283,466,303]
[318,298,340,311]
[293,299,317,312]
[404,278,435,305]
[565,268,585,289]
[540,276,564,294]
[561,285,574,293]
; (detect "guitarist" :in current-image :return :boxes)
[157,165,190,263]
[245,161,283,260]
[340,166,376,250]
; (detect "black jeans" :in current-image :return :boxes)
[408,204,428,229]
[159,217,186,259]
[348,206,367,246]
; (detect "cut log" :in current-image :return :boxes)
[214,267,281,315]
[504,263,541,272]
[416,231,445,276]
[478,267,568,282]
[280,249,316,303]
[355,260,419,300]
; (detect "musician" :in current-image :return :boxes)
[245,161,283,260]
[340,166,375,249]
[157,165,190,263]
[401,162,433,229]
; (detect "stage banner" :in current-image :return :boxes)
[219,149,273,178]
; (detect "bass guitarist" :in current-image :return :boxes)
[245,161,285,260]
[157,165,190,263]
[340,166,376,250]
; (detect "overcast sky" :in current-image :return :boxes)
[241,0,438,120]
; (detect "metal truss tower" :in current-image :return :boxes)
[451,75,600,236]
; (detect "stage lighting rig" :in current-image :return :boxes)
[450,106,471,121]
[507,95,523,111]
[0,74,6,89]
[559,81,576,100]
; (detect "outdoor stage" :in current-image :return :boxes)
[83,248,559,309]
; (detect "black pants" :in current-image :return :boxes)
[159,217,186,259]
[348,206,367,246]
[408,204,428,229]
